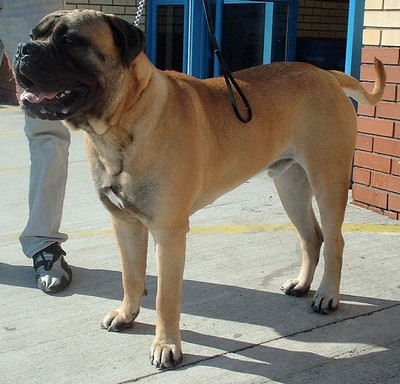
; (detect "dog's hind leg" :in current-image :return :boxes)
[273,162,323,298]
[101,216,148,331]
[310,174,349,314]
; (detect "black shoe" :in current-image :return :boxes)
[32,243,72,293]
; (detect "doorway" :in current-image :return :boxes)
[146,0,361,78]
[146,0,298,78]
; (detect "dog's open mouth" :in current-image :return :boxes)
[20,84,88,120]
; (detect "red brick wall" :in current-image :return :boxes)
[0,53,18,105]
[352,47,400,220]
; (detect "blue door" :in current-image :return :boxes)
[146,0,298,78]
[146,0,189,73]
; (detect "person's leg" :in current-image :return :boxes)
[1,0,72,293]
[20,117,70,257]
[20,116,72,292]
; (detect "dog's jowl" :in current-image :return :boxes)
[14,9,386,369]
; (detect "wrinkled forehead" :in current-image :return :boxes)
[31,9,113,43]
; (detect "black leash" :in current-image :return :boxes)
[202,0,253,123]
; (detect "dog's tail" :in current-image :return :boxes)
[328,58,386,106]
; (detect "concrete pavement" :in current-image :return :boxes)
[1,105,400,384]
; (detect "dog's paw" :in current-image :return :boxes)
[311,290,339,314]
[100,309,138,332]
[281,279,310,297]
[150,339,183,369]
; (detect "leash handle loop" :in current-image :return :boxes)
[202,0,253,123]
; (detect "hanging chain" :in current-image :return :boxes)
[134,0,146,27]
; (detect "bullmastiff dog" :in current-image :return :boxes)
[14,9,386,368]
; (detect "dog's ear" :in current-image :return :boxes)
[104,14,145,67]
[31,10,71,40]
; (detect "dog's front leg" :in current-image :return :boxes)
[101,216,148,331]
[150,225,187,369]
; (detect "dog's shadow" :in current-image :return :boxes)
[2,261,395,325]
[1,261,399,381]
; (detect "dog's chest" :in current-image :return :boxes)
[100,184,125,210]
[86,146,158,219]
[86,133,158,220]
[93,162,157,220]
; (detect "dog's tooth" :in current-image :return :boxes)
[62,107,69,114]
[55,90,71,99]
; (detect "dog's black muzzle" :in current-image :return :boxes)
[16,41,39,59]
[14,42,90,121]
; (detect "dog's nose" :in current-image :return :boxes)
[16,42,38,58]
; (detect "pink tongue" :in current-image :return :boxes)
[20,88,59,104]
